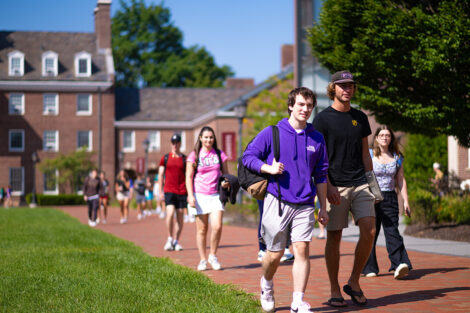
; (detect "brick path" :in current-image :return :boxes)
[60,206,470,312]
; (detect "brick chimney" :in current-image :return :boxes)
[94,0,112,51]
[225,78,255,89]
[281,44,294,68]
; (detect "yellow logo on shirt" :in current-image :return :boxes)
[352,120,358,126]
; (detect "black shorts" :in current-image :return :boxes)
[164,193,187,209]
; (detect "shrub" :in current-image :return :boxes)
[25,194,86,206]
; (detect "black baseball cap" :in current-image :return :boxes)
[171,133,181,143]
[331,70,355,84]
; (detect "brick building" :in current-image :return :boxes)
[0,0,115,203]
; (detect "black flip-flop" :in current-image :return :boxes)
[328,297,347,307]
[343,284,367,306]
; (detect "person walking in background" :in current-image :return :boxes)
[4,185,12,208]
[115,170,130,224]
[83,169,103,227]
[315,195,326,239]
[186,126,231,272]
[313,71,376,307]
[158,133,187,251]
[153,174,165,218]
[243,87,329,313]
[134,173,147,220]
[98,171,109,224]
[362,126,412,279]
[430,162,445,196]
[144,175,154,217]
[0,186,5,207]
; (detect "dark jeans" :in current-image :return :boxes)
[363,191,412,274]
[87,198,100,222]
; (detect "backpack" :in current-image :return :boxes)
[238,126,282,215]
[136,180,146,195]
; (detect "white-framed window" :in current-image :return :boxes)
[43,94,58,115]
[42,51,58,76]
[9,93,25,115]
[8,50,24,76]
[43,130,59,151]
[148,131,161,152]
[76,94,92,115]
[74,51,91,77]
[9,167,24,196]
[77,130,92,151]
[9,129,24,152]
[123,131,135,152]
[43,169,59,194]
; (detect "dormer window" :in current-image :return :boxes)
[8,51,24,76]
[74,51,91,77]
[42,51,58,76]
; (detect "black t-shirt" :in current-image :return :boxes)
[135,179,146,196]
[313,106,371,187]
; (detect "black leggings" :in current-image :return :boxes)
[363,191,412,274]
[87,198,100,222]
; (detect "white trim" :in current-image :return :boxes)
[76,94,92,115]
[9,129,25,152]
[448,136,459,175]
[43,169,59,195]
[9,93,25,115]
[75,51,92,77]
[43,93,59,115]
[180,131,186,152]
[9,167,24,196]
[0,81,112,92]
[42,51,58,77]
[43,130,59,152]
[77,130,93,152]
[148,130,161,152]
[8,50,24,76]
[123,130,135,152]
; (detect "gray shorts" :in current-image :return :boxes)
[136,194,146,204]
[261,193,316,252]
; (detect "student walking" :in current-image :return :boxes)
[83,169,103,227]
[98,171,109,224]
[362,126,412,279]
[144,175,154,216]
[115,170,130,224]
[134,173,147,220]
[313,71,376,307]
[158,133,187,251]
[186,126,231,272]
[153,174,165,218]
[243,87,329,313]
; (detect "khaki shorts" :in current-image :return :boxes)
[326,184,375,231]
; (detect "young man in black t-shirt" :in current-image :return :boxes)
[313,71,376,307]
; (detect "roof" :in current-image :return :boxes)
[0,31,111,81]
[116,87,249,122]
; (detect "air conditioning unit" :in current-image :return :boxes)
[45,144,55,151]
[47,70,55,76]
[13,69,21,75]
[47,108,55,114]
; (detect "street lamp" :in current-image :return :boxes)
[234,101,247,204]
[142,138,150,178]
[118,151,124,172]
[30,151,39,208]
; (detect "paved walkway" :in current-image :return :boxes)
[60,206,470,312]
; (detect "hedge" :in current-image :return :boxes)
[25,194,86,206]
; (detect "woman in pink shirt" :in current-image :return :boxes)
[186,126,230,271]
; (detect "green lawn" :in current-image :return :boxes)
[0,208,260,312]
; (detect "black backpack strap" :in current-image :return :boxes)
[163,153,169,178]
[271,126,282,216]
[215,149,223,173]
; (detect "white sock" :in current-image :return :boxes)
[292,292,304,304]
[173,239,178,245]
[261,276,273,289]
[167,237,173,242]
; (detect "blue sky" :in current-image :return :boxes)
[0,0,294,84]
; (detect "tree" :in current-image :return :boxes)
[112,0,233,88]
[309,0,470,147]
[39,148,95,193]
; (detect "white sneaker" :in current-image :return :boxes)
[184,214,189,223]
[173,241,183,251]
[260,278,275,312]
[159,211,166,219]
[137,214,143,220]
[88,220,96,227]
[155,206,162,214]
[122,218,128,224]
[144,209,151,216]
[280,248,294,262]
[365,272,377,277]
[189,214,196,223]
[120,218,125,224]
[290,301,311,313]
[96,217,100,224]
[208,254,221,270]
[257,250,266,262]
[197,259,207,271]
[394,263,409,279]
[164,238,174,251]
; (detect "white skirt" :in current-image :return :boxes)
[188,193,224,216]
[116,191,129,201]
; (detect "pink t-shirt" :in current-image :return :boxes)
[187,148,228,195]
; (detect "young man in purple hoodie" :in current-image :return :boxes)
[242,87,329,313]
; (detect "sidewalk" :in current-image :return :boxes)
[60,206,470,312]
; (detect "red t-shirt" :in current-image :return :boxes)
[159,153,187,195]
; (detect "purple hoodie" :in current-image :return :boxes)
[242,118,329,205]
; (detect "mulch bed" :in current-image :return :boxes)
[404,222,470,243]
